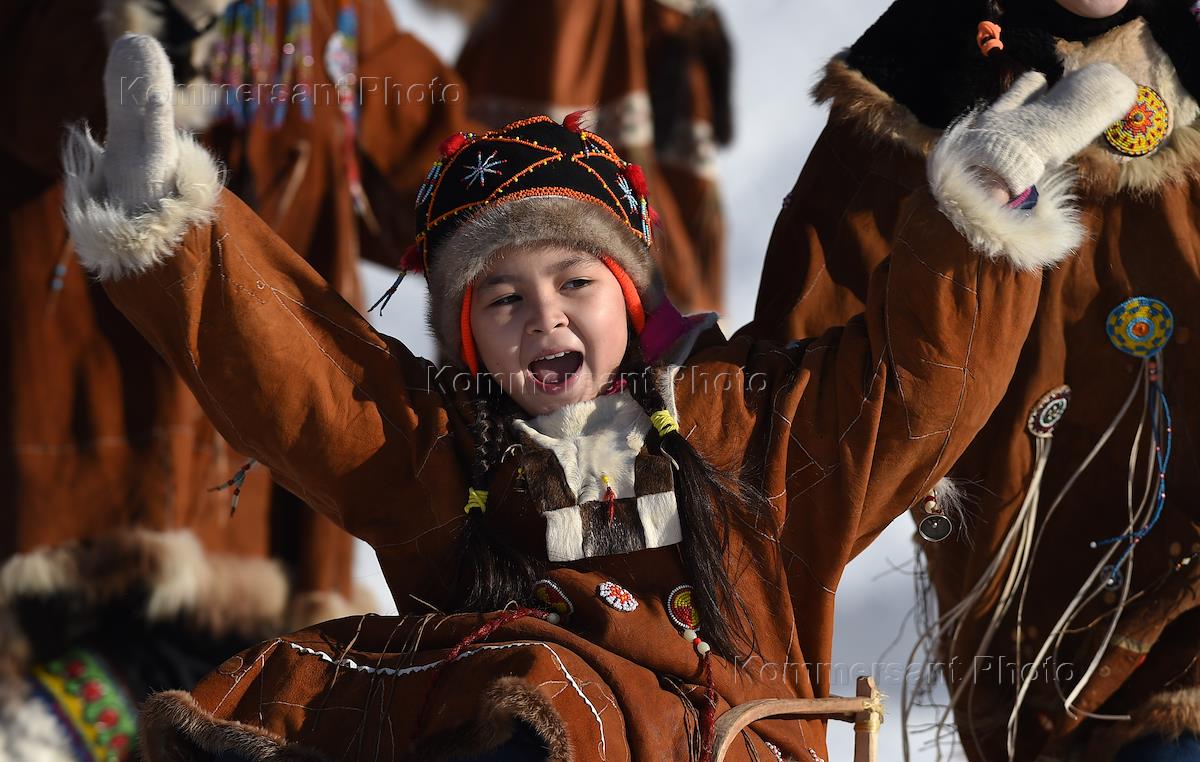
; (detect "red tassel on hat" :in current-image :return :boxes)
[439,132,469,159]
[624,163,649,197]
[563,109,590,133]
[399,242,424,274]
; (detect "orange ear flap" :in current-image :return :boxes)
[600,255,646,333]
[460,284,481,375]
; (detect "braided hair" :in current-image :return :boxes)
[451,334,764,660]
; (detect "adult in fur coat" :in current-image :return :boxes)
[744,0,1200,759]
[450,0,732,313]
[0,1,474,758]
[61,31,1135,762]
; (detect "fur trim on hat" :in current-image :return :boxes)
[62,125,222,282]
[929,115,1085,270]
[427,195,655,364]
[407,677,572,761]
[140,690,332,761]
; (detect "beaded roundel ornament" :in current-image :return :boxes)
[666,584,701,631]
[1027,385,1071,438]
[1107,297,1174,357]
[532,579,574,619]
[1105,85,1170,158]
[597,581,638,612]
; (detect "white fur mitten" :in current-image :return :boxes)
[955,64,1137,195]
[102,33,180,211]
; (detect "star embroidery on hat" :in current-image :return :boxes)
[615,175,639,212]
[462,150,507,188]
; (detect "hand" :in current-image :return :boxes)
[102,34,180,210]
[959,64,1137,196]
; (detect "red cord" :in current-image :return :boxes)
[416,608,548,730]
[700,654,716,762]
[604,484,617,523]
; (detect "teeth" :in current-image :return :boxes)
[537,351,570,361]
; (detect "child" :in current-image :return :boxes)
[63,34,1133,762]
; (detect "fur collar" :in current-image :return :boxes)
[817,17,1200,196]
[1061,17,1200,195]
[511,369,679,503]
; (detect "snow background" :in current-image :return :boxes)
[356,2,958,758]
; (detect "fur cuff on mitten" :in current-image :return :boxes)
[62,127,222,281]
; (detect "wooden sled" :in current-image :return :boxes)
[713,676,884,762]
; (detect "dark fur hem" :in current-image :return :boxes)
[0,528,290,637]
[140,690,332,761]
[1087,687,1200,761]
[408,676,573,761]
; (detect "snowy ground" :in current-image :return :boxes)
[356,2,961,758]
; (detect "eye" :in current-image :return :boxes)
[488,293,521,307]
[562,278,592,290]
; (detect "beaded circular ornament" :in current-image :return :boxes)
[666,584,701,631]
[597,581,638,612]
[1106,297,1174,357]
[1027,385,1071,438]
[532,579,573,619]
[1105,85,1170,158]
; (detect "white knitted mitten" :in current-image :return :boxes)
[101,34,180,211]
[957,64,1137,195]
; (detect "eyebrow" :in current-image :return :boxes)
[480,251,596,287]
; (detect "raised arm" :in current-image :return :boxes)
[688,66,1137,565]
[61,35,465,544]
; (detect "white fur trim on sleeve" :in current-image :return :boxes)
[928,115,1086,271]
[62,125,222,281]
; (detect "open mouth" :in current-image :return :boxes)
[528,350,583,391]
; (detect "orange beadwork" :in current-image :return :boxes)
[1105,85,1170,157]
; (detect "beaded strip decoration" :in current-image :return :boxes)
[30,650,137,762]
[1027,385,1071,438]
[1107,297,1175,357]
[597,580,638,612]
[210,0,318,127]
[532,578,573,623]
[1105,85,1170,158]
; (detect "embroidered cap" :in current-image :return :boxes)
[401,115,667,373]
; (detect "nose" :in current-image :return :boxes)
[525,290,568,335]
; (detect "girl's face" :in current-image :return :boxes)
[470,245,630,416]
[1053,0,1129,18]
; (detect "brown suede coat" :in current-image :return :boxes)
[744,23,1200,762]
[92,142,1050,757]
[455,0,727,313]
[1,0,473,655]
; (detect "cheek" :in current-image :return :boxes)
[578,286,629,373]
[470,310,522,377]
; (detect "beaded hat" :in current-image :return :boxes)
[384,114,665,374]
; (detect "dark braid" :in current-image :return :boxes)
[456,373,540,612]
[623,347,763,661]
